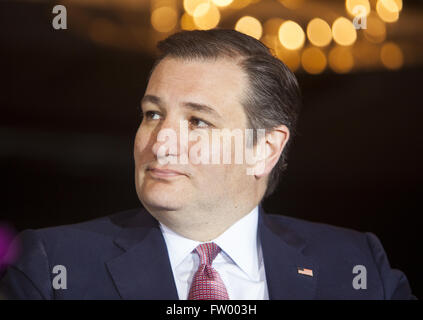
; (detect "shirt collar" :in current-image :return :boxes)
[160,222,201,269]
[159,206,260,281]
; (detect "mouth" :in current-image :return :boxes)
[146,167,187,179]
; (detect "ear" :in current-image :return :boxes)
[251,125,290,178]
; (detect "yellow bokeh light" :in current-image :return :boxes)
[261,34,278,52]
[184,0,209,16]
[235,16,263,40]
[181,12,196,30]
[229,0,252,9]
[328,46,354,73]
[363,13,386,43]
[301,47,327,74]
[380,0,402,12]
[307,18,332,47]
[393,0,403,11]
[193,2,220,30]
[353,41,380,69]
[380,42,403,70]
[264,18,284,36]
[275,43,301,72]
[376,0,399,23]
[332,17,357,46]
[345,0,371,17]
[151,6,178,33]
[278,0,304,10]
[212,0,233,7]
[278,20,305,50]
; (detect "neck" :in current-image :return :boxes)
[152,201,260,242]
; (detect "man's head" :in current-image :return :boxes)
[134,29,301,240]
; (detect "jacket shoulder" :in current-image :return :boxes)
[264,212,369,248]
[263,212,416,299]
[0,208,147,299]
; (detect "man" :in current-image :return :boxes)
[0,29,415,299]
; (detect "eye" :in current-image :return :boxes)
[190,117,211,128]
[143,111,161,120]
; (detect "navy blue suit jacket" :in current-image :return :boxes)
[0,205,416,299]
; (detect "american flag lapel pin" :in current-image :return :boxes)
[297,267,313,277]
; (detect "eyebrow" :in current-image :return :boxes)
[141,94,223,121]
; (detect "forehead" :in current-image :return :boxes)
[145,57,249,120]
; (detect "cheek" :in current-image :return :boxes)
[196,164,242,188]
[190,132,248,182]
[134,127,152,163]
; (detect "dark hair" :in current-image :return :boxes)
[152,29,301,199]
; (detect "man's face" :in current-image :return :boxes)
[134,57,260,220]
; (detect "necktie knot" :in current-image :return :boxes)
[188,242,229,300]
[194,242,221,266]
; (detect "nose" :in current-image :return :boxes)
[152,117,189,163]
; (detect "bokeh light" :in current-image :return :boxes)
[181,12,196,30]
[345,0,371,17]
[307,18,332,47]
[329,46,354,73]
[184,0,209,16]
[151,6,178,33]
[278,20,305,50]
[228,0,252,9]
[235,16,263,40]
[380,0,402,12]
[278,0,304,10]
[393,0,403,12]
[332,17,357,46]
[262,34,278,52]
[353,41,380,69]
[275,42,301,72]
[193,2,221,30]
[380,42,404,70]
[363,13,386,43]
[376,0,399,23]
[301,47,327,74]
[212,0,233,7]
[264,18,284,36]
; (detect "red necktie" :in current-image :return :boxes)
[188,242,230,300]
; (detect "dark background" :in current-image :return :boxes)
[1,2,421,297]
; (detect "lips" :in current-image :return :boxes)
[147,167,187,178]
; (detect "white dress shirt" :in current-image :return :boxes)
[159,206,269,300]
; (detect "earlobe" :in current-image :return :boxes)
[253,125,290,179]
[251,142,272,178]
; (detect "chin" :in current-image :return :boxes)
[138,187,186,212]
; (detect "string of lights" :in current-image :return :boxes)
[61,0,419,74]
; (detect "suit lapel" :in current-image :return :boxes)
[106,208,179,299]
[106,205,318,300]
[258,205,318,300]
